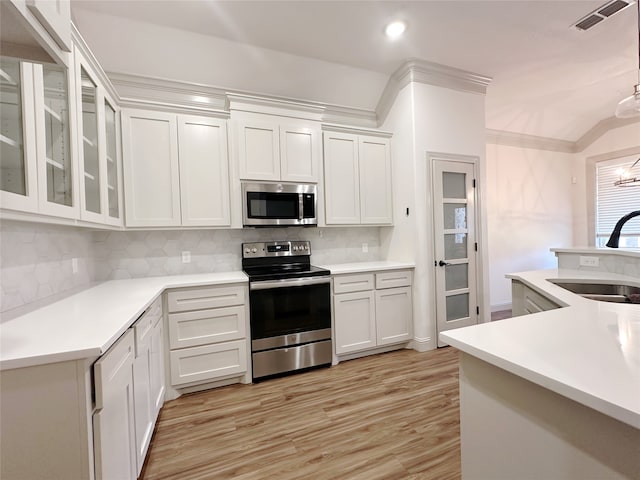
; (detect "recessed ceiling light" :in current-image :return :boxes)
[385,21,406,39]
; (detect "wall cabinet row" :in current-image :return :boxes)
[323,130,393,225]
[333,269,413,356]
[122,110,231,228]
[0,44,124,227]
[234,113,321,183]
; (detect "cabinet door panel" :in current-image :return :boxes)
[280,125,318,182]
[132,342,153,476]
[149,318,165,416]
[323,132,360,224]
[168,305,246,349]
[0,59,39,212]
[178,116,230,226]
[334,291,376,354]
[169,339,247,386]
[122,110,180,227]
[236,120,279,181]
[359,136,392,224]
[375,286,412,346]
[93,330,136,480]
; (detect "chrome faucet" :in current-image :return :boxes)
[606,210,640,248]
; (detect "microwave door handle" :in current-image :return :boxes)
[299,194,304,221]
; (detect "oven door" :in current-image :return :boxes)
[249,276,331,344]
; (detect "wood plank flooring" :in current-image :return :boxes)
[141,347,461,480]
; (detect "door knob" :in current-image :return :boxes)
[438,260,450,267]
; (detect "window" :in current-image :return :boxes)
[595,156,640,248]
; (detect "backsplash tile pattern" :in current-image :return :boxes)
[93,227,382,280]
[556,251,640,278]
[1,220,381,313]
[1,221,94,313]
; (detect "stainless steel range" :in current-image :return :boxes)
[242,240,332,381]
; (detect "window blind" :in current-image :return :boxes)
[595,156,640,242]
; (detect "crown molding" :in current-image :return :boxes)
[376,58,492,125]
[574,116,640,153]
[322,123,392,138]
[485,129,575,153]
[107,71,229,115]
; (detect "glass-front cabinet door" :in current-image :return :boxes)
[78,64,102,221]
[104,95,122,225]
[0,57,38,212]
[34,61,78,218]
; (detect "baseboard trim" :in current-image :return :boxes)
[491,302,512,313]
[411,336,436,352]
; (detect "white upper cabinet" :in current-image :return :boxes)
[323,129,393,226]
[323,132,360,224]
[178,116,231,226]
[122,109,181,227]
[74,43,124,227]
[1,0,71,66]
[122,109,232,228]
[358,136,393,224]
[0,58,39,213]
[235,114,320,183]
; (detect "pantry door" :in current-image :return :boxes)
[432,157,479,346]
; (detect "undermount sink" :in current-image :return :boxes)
[549,281,640,304]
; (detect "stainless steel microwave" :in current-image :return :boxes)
[242,182,318,227]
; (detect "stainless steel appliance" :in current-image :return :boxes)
[242,182,317,227]
[242,240,331,380]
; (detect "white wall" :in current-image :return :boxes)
[382,82,487,350]
[485,144,574,310]
[71,8,388,111]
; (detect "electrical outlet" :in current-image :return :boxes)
[579,255,599,267]
[71,258,78,274]
[362,243,368,253]
[182,251,191,264]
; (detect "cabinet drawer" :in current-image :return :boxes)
[169,340,247,386]
[167,285,245,313]
[168,305,246,349]
[94,329,135,410]
[375,270,412,289]
[333,274,374,294]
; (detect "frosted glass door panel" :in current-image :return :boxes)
[105,99,119,219]
[443,203,467,229]
[42,64,72,206]
[444,233,467,260]
[446,294,469,322]
[443,172,466,199]
[80,67,100,214]
[0,58,26,196]
[445,264,468,291]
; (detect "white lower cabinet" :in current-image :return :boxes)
[334,269,413,357]
[93,329,137,480]
[512,280,561,316]
[94,296,165,480]
[166,283,249,390]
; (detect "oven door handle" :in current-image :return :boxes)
[250,276,330,290]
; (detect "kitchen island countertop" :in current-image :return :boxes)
[441,268,640,429]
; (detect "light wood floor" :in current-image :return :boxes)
[141,347,461,480]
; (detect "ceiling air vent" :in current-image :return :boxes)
[572,0,634,31]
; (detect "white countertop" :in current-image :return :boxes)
[441,268,640,429]
[321,260,415,275]
[0,272,248,371]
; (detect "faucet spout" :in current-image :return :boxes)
[606,210,640,248]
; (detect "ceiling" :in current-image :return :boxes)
[70,0,639,142]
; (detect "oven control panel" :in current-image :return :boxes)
[242,240,311,258]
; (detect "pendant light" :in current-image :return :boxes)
[615,0,640,118]
[614,157,640,187]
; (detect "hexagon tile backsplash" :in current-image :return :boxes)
[1,221,94,313]
[1,220,382,313]
[92,227,382,280]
